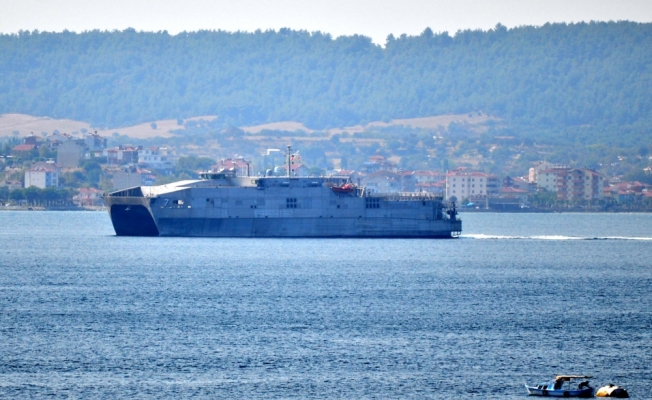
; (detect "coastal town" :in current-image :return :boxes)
[1,131,652,211]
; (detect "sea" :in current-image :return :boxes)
[0,211,651,399]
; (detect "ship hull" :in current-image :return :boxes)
[155,216,460,238]
[109,203,460,238]
[109,203,159,236]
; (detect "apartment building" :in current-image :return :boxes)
[536,167,605,201]
[24,162,60,189]
[445,171,500,200]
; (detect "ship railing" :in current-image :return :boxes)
[365,192,444,201]
[106,187,144,197]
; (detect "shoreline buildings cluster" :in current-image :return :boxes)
[2,133,652,209]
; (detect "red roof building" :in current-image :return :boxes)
[12,144,36,156]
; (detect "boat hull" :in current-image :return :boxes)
[526,385,594,398]
[108,204,460,238]
[155,216,459,238]
[109,204,159,236]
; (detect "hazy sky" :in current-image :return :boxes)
[1,0,651,44]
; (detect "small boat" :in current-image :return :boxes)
[596,384,629,398]
[525,375,594,397]
[330,183,356,194]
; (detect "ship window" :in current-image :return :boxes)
[286,198,297,208]
[365,198,381,209]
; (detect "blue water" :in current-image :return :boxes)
[1,211,651,398]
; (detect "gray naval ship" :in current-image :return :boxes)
[104,155,461,238]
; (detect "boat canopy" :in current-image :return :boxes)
[554,375,593,381]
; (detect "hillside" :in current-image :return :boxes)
[1,112,497,140]
[0,113,217,139]
[1,22,651,148]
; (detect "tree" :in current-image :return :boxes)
[24,186,40,203]
[530,190,558,208]
[9,189,24,201]
[82,160,102,173]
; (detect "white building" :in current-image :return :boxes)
[445,171,499,200]
[362,170,402,193]
[413,170,446,185]
[536,168,566,192]
[138,146,177,170]
[529,161,569,183]
[25,162,60,189]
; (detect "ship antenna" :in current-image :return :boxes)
[287,145,291,178]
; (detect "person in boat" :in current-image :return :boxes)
[578,381,589,389]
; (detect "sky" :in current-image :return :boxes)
[1,0,651,44]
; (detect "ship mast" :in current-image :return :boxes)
[286,145,291,177]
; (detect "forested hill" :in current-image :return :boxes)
[1,22,651,144]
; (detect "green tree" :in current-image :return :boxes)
[9,189,24,201]
[24,186,40,203]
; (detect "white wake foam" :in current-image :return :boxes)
[462,234,652,241]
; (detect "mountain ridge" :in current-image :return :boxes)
[1,22,651,148]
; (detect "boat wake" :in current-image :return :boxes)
[462,234,652,241]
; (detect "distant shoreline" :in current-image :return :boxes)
[0,206,105,211]
[459,208,652,213]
